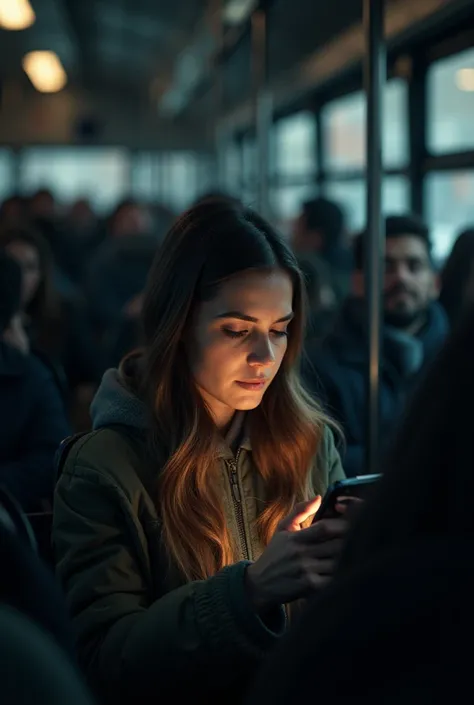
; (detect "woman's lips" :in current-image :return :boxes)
[235,379,268,391]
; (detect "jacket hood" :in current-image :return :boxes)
[90,367,148,431]
[90,363,251,453]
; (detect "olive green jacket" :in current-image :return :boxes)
[53,369,345,705]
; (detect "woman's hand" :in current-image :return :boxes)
[245,498,349,612]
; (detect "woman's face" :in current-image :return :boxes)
[187,268,294,430]
[5,241,41,307]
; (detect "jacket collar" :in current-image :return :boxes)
[218,411,252,459]
[91,367,252,456]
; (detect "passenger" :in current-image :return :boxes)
[292,197,352,310]
[0,194,28,228]
[53,201,349,705]
[0,252,70,510]
[2,227,102,402]
[439,228,474,327]
[247,304,474,705]
[84,199,158,333]
[304,214,448,476]
[28,188,84,288]
[66,198,101,259]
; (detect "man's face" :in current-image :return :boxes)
[383,236,437,328]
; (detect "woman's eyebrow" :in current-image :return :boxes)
[215,311,294,323]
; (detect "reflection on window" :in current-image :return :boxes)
[322,79,408,170]
[425,171,474,261]
[273,112,316,176]
[20,148,129,213]
[428,48,474,155]
[0,149,14,201]
[324,176,410,232]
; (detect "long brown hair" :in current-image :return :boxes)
[0,226,62,351]
[139,201,333,581]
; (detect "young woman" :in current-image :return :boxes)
[1,227,102,401]
[53,201,348,705]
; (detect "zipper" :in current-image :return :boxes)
[227,449,250,560]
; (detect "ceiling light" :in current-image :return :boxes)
[0,0,35,30]
[223,0,257,25]
[455,68,474,92]
[22,51,67,93]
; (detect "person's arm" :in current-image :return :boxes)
[0,361,70,508]
[53,463,286,704]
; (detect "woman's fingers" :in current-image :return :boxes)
[296,517,348,544]
[278,496,322,532]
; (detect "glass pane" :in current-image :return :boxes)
[273,112,316,176]
[324,176,410,232]
[425,171,474,261]
[19,148,129,213]
[322,79,408,170]
[428,47,474,154]
[0,149,15,201]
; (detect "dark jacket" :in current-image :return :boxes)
[0,342,70,509]
[303,298,449,476]
[52,367,345,705]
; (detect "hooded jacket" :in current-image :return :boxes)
[53,365,345,705]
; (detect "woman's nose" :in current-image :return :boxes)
[248,337,276,367]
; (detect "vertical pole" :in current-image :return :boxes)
[211,0,226,187]
[363,0,385,475]
[252,9,271,218]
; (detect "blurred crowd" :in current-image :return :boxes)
[1,186,474,705]
[1,186,474,511]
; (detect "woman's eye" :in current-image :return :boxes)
[223,329,248,339]
[271,330,288,338]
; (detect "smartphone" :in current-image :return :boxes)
[312,474,381,522]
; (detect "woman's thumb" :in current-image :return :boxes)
[280,496,322,531]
